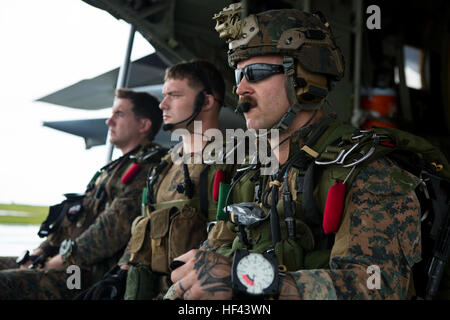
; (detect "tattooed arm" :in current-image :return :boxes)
[169,249,301,300]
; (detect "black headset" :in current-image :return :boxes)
[193,91,206,113]
[163,62,213,131]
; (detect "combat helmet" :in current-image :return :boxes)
[213,3,345,131]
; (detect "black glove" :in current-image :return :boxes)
[16,250,37,266]
[73,265,128,300]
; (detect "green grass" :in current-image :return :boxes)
[0,203,48,225]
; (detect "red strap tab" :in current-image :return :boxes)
[323,181,345,234]
[121,163,142,184]
[380,141,395,147]
[213,169,225,201]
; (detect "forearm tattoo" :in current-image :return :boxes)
[199,239,215,252]
[193,250,232,295]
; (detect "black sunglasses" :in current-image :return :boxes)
[235,63,285,86]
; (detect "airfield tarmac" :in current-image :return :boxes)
[0,224,41,257]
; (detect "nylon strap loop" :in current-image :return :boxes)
[301,145,319,159]
[275,56,302,132]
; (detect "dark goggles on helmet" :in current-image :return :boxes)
[235,63,284,86]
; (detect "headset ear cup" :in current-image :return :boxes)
[295,62,329,104]
[194,92,205,113]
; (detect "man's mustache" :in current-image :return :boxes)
[238,96,257,106]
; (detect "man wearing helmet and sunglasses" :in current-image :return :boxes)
[166,5,423,300]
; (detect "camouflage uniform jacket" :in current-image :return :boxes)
[219,117,422,299]
[39,140,166,274]
[290,158,421,299]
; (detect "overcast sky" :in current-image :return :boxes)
[0,0,154,206]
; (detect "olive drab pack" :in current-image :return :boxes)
[124,141,258,300]
[220,116,450,299]
[125,144,243,274]
[311,121,450,299]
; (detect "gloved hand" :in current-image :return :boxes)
[73,265,128,300]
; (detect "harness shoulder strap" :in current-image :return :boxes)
[146,154,173,206]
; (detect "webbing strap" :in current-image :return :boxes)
[199,165,210,217]
[147,160,170,205]
[276,56,303,132]
[149,198,201,214]
[302,163,321,227]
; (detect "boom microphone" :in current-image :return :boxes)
[162,111,199,131]
[235,102,251,114]
[163,91,206,131]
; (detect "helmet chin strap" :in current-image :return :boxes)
[274,56,322,133]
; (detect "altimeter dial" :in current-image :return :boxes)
[235,252,276,295]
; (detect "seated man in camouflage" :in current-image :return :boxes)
[76,60,252,300]
[167,7,429,300]
[0,89,166,299]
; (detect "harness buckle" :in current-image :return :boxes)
[315,130,387,168]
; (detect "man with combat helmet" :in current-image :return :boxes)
[167,5,429,300]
